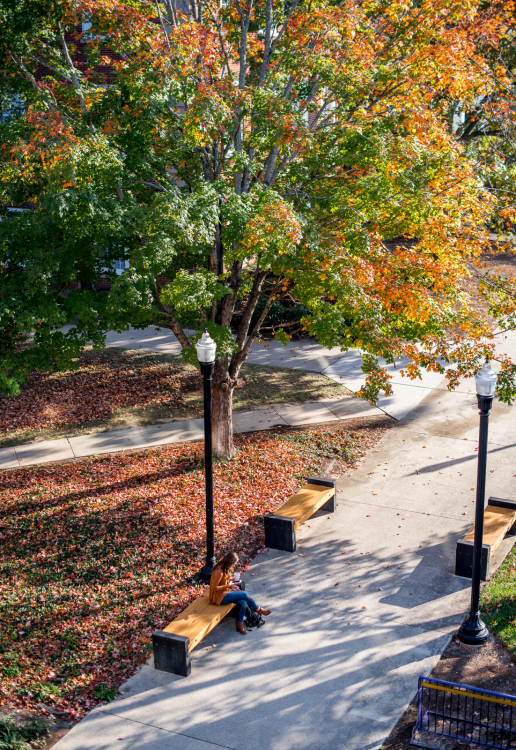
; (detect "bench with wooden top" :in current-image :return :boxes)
[455,497,516,580]
[264,476,336,552]
[153,590,235,676]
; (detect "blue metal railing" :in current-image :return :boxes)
[411,676,516,749]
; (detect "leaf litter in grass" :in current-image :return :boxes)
[0,423,389,722]
[0,348,350,448]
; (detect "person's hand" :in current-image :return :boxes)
[231,585,240,591]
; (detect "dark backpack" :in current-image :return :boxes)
[245,606,265,628]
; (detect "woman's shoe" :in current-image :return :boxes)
[236,622,247,635]
[256,607,271,616]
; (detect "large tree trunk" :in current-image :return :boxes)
[211,357,236,458]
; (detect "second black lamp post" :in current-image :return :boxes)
[196,329,218,584]
[457,358,498,646]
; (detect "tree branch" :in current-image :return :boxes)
[154,0,171,49]
[154,281,191,348]
[9,53,57,111]
[59,29,89,116]
[230,276,284,376]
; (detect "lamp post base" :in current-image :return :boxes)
[457,611,489,646]
[198,558,216,584]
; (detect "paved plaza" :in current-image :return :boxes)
[5,327,516,749]
[45,331,516,750]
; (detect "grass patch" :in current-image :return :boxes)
[0,423,381,721]
[481,546,516,652]
[279,429,363,464]
[0,713,50,749]
[0,347,349,448]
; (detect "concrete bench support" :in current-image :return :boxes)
[152,590,235,676]
[264,476,336,552]
[455,540,491,581]
[152,632,191,677]
[264,515,296,552]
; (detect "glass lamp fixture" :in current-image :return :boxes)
[196,328,217,364]
[475,359,497,398]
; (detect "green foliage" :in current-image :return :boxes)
[273,328,291,345]
[0,713,49,750]
[181,322,237,367]
[2,665,22,678]
[481,544,516,654]
[248,298,311,331]
[31,683,61,702]
[0,718,31,750]
[0,0,514,413]
[160,270,231,314]
[250,298,284,329]
[0,189,135,394]
[92,683,118,702]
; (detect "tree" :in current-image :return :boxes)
[1,0,515,457]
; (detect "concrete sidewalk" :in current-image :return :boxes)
[104,326,451,420]
[5,325,444,471]
[0,395,384,470]
[52,342,516,750]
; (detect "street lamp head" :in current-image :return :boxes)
[475,358,497,398]
[196,328,217,365]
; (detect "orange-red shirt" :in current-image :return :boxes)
[209,567,232,605]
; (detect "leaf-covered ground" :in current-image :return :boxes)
[480,543,516,653]
[0,422,389,722]
[0,347,348,448]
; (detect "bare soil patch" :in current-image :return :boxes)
[382,636,516,750]
[461,246,516,321]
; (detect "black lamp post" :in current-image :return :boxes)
[458,358,498,646]
[196,328,217,584]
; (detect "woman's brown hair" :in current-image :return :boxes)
[214,551,238,574]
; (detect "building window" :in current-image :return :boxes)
[113,260,130,274]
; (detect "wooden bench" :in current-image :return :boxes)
[264,476,336,552]
[455,497,516,580]
[153,590,235,676]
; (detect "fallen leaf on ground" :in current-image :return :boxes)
[0,422,389,721]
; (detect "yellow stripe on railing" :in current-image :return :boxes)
[422,681,516,709]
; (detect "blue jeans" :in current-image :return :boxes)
[221,591,258,623]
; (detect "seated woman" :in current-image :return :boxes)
[209,551,271,635]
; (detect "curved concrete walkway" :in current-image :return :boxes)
[16,328,516,750]
[1,326,445,470]
[105,327,447,421]
[52,353,516,750]
[0,396,382,470]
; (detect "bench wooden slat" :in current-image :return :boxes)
[276,484,334,529]
[292,490,334,530]
[163,591,235,652]
[167,591,212,622]
[464,506,516,554]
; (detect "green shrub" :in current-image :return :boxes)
[16,683,60,702]
[0,714,49,750]
[32,684,60,703]
[285,303,311,323]
[0,715,30,750]
[92,683,118,702]
[249,298,285,329]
